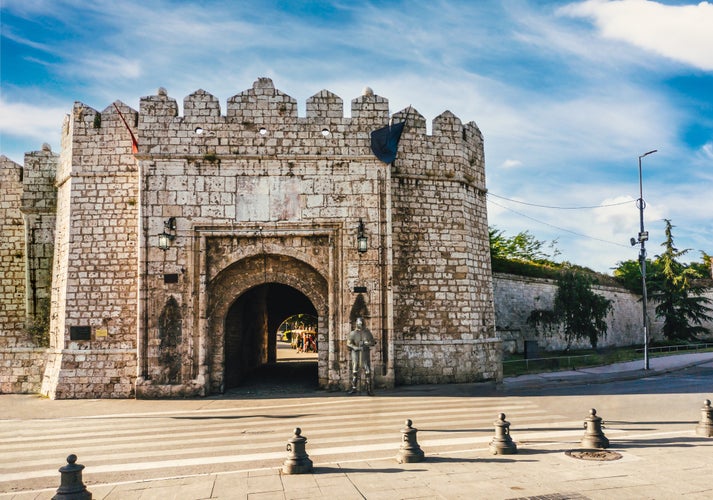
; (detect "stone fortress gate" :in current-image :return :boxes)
[0,78,501,399]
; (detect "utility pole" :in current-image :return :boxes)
[635,149,657,370]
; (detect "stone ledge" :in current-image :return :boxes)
[394,337,500,345]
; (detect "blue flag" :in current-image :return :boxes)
[370,121,405,164]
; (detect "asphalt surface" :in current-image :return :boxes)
[1,351,712,499]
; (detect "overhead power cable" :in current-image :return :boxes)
[487,197,631,249]
[487,192,632,210]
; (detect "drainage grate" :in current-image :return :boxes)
[565,449,623,461]
[507,493,591,500]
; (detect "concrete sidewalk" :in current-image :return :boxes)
[502,350,713,390]
[5,351,713,500]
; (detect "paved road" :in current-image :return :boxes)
[2,387,564,492]
[1,355,712,499]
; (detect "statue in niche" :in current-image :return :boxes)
[347,316,376,395]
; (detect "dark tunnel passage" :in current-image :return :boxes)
[224,283,318,390]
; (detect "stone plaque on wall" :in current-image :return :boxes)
[69,326,91,341]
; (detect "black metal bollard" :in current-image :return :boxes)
[695,399,713,437]
[396,419,425,463]
[581,408,609,449]
[489,413,518,455]
[282,428,313,474]
[53,454,92,500]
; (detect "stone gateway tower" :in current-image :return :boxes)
[0,78,501,399]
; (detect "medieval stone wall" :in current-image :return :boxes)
[3,78,499,398]
[41,103,140,399]
[0,156,26,346]
[494,273,713,352]
[21,145,58,323]
[1,146,59,393]
[4,78,711,398]
[390,109,500,384]
[135,80,399,395]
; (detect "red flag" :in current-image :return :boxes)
[113,103,139,153]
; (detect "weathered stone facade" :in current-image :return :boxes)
[0,78,501,398]
[494,273,713,352]
[1,147,57,394]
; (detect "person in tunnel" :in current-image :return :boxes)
[347,317,375,395]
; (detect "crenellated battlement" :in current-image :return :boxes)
[61,78,485,190]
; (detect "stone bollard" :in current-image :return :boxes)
[53,454,92,500]
[396,419,425,463]
[581,408,609,449]
[695,399,713,437]
[282,428,313,474]
[489,413,518,455]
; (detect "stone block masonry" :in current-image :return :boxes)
[1,78,500,398]
[0,155,27,346]
[493,273,713,353]
[1,148,57,394]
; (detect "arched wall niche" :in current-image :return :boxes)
[158,296,182,385]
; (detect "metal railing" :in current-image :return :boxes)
[635,342,713,354]
[502,354,596,371]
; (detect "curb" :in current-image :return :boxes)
[501,354,713,391]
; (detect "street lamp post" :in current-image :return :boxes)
[636,149,657,370]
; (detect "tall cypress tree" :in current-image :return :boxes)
[649,220,712,341]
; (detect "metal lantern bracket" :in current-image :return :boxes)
[357,218,368,253]
[158,217,177,251]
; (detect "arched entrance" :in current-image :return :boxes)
[224,283,317,389]
[205,252,331,394]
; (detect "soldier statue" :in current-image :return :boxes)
[347,317,376,395]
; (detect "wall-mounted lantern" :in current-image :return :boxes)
[357,218,368,253]
[158,217,176,251]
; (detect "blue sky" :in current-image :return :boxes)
[2,0,712,273]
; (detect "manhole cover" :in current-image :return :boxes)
[565,449,622,461]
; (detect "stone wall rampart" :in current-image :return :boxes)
[0,156,27,346]
[41,101,140,398]
[21,145,58,320]
[4,78,499,397]
[134,79,481,188]
[494,272,713,352]
[0,347,47,393]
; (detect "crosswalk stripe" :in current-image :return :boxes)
[1,397,579,491]
[0,403,550,445]
[1,427,630,484]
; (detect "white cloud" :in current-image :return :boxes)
[0,98,65,161]
[701,142,713,161]
[561,0,713,70]
[501,159,524,169]
[60,54,142,82]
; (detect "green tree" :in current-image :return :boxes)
[489,226,560,264]
[689,251,712,279]
[613,258,661,293]
[527,270,613,350]
[649,220,712,341]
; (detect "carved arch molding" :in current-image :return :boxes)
[205,252,330,393]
